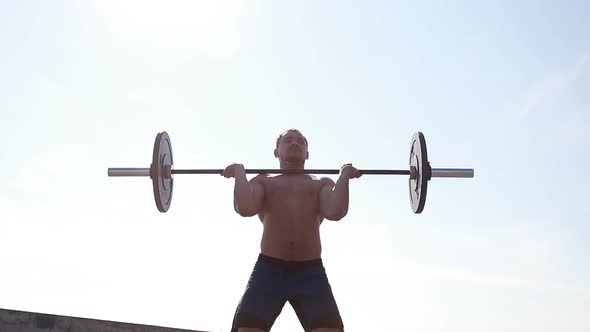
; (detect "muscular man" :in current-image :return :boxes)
[222,129,361,332]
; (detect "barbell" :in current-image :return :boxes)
[107,131,474,213]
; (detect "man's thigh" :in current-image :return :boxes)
[290,266,344,331]
[232,261,286,331]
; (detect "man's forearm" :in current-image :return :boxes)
[233,172,256,215]
[327,176,350,219]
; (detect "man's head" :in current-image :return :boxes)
[274,129,309,166]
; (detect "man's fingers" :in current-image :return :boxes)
[340,163,361,179]
[222,165,233,178]
[349,164,361,178]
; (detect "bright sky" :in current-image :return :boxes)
[1,1,589,331]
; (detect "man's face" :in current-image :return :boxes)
[275,131,309,163]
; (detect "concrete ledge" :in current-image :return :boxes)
[0,308,209,332]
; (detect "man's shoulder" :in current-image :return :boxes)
[313,175,335,187]
[250,173,270,184]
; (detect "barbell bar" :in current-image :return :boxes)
[108,168,474,177]
[107,131,474,213]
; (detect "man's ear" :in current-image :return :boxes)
[274,148,279,158]
[306,151,309,160]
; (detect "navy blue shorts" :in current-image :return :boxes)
[231,254,344,331]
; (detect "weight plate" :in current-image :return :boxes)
[150,132,174,212]
[409,132,430,213]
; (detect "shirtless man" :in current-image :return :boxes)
[222,129,361,332]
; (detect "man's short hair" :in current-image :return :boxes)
[276,129,308,148]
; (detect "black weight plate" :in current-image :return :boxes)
[150,132,174,212]
[409,132,430,213]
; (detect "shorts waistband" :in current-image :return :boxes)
[257,254,323,269]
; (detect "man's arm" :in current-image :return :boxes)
[319,164,361,221]
[222,164,265,217]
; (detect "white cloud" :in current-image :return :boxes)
[521,53,589,117]
[392,257,590,296]
[85,0,253,59]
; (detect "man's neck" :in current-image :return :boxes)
[279,160,305,170]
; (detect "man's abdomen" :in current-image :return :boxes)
[260,216,321,261]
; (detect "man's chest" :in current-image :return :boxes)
[263,177,321,202]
